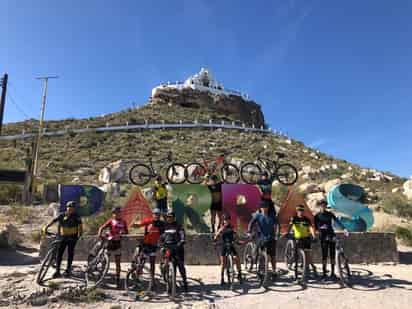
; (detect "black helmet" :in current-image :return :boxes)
[261,171,269,177]
[222,213,231,220]
[166,209,175,217]
[210,175,219,182]
[112,206,121,213]
[296,204,305,211]
[66,201,76,208]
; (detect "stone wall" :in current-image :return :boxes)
[40,232,398,265]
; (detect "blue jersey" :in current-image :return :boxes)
[248,213,276,240]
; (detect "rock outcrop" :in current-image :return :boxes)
[403,177,412,200]
[150,88,265,128]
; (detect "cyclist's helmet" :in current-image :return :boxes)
[66,201,76,208]
[222,213,231,220]
[112,206,121,213]
[166,209,175,217]
[296,204,305,211]
[152,208,161,215]
[261,171,269,177]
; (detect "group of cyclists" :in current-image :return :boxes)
[42,172,349,293]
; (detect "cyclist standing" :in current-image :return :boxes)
[152,176,168,215]
[314,199,349,280]
[214,213,243,285]
[247,200,278,279]
[42,201,83,278]
[160,210,189,292]
[257,172,276,218]
[98,206,129,287]
[206,175,223,233]
[132,208,166,290]
[287,205,317,275]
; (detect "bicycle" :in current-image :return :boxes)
[36,232,61,284]
[242,234,258,273]
[335,235,351,286]
[159,243,182,298]
[242,235,271,287]
[240,152,298,186]
[284,235,316,284]
[85,237,110,288]
[185,153,240,184]
[129,150,186,186]
[125,245,155,293]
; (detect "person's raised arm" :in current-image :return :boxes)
[42,214,61,234]
[213,225,224,241]
[98,219,111,237]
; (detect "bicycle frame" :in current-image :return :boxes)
[147,155,174,177]
[201,154,226,174]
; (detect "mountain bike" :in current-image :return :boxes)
[240,152,298,185]
[242,234,271,287]
[159,244,182,298]
[125,245,156,293]
[129,151,186,186]
[335,235,351,286]
[36,232,61,284]
[85,237,110,288]
[185,153,240,184]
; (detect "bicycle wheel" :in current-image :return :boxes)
[243,242,255,272]
[275,163,298,186]
[240,163,262,184]
[166,163,186,184]
[36,246,56,284]
[337,252,351,286]
[294,249,306,284]
[185,163,207,184]
[85,250,110,288]
[226,254,235,288]
[221,163,240,184]
[129,164,152,186]
[257,250,269,287]
[166,261,176,299]
[284,239,295,270]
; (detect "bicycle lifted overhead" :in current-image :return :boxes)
[185,152,240,184]
[240,152,298,186]
[129,150,186,186]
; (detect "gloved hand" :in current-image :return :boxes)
[343,229,349,237]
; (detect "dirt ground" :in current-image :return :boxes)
[0,245,411,309]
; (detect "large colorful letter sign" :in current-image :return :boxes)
[221,184,262,232]
[60,185,104,217]
[170,184,212,233]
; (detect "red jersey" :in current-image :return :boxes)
[139,217,165,245]
[101,218,128,241]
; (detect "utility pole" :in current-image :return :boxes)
[32,75,58,176]
[0,73,8,135]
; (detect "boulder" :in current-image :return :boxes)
[403,178,412,200]
[98,160,128,184]
[299,183,322,194]
[0,224,22,248]
[99,182,121,197]
[322,179,341,193]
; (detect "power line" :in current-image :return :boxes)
[6,91,33,120]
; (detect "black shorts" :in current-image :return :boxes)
[210,203,222,212]
[107,240,122,255]
[259,238,277,257]
[141,244,158,257]
[220,243,238,257]
[296,237,312,250]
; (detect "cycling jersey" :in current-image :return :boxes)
[100,218,128,241]
[161,222,185,245]
[315,211,344,238]
[290,216,312,239]
[139,217,166,245]
[257,179,272,200]
[208,182,222,211]
[248,213,276,240]
[220,224,236,243]
[154,184,167,200]
[52,213,82,237]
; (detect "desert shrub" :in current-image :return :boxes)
[0,184,22,204]
[381,193,412,219]
[7,205,32,224]
[395,226,412,246]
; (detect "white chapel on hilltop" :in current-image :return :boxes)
[151,68,250,100]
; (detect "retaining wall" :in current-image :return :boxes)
[39,232,399,265]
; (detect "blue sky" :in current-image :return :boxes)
[2,0,411,177]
